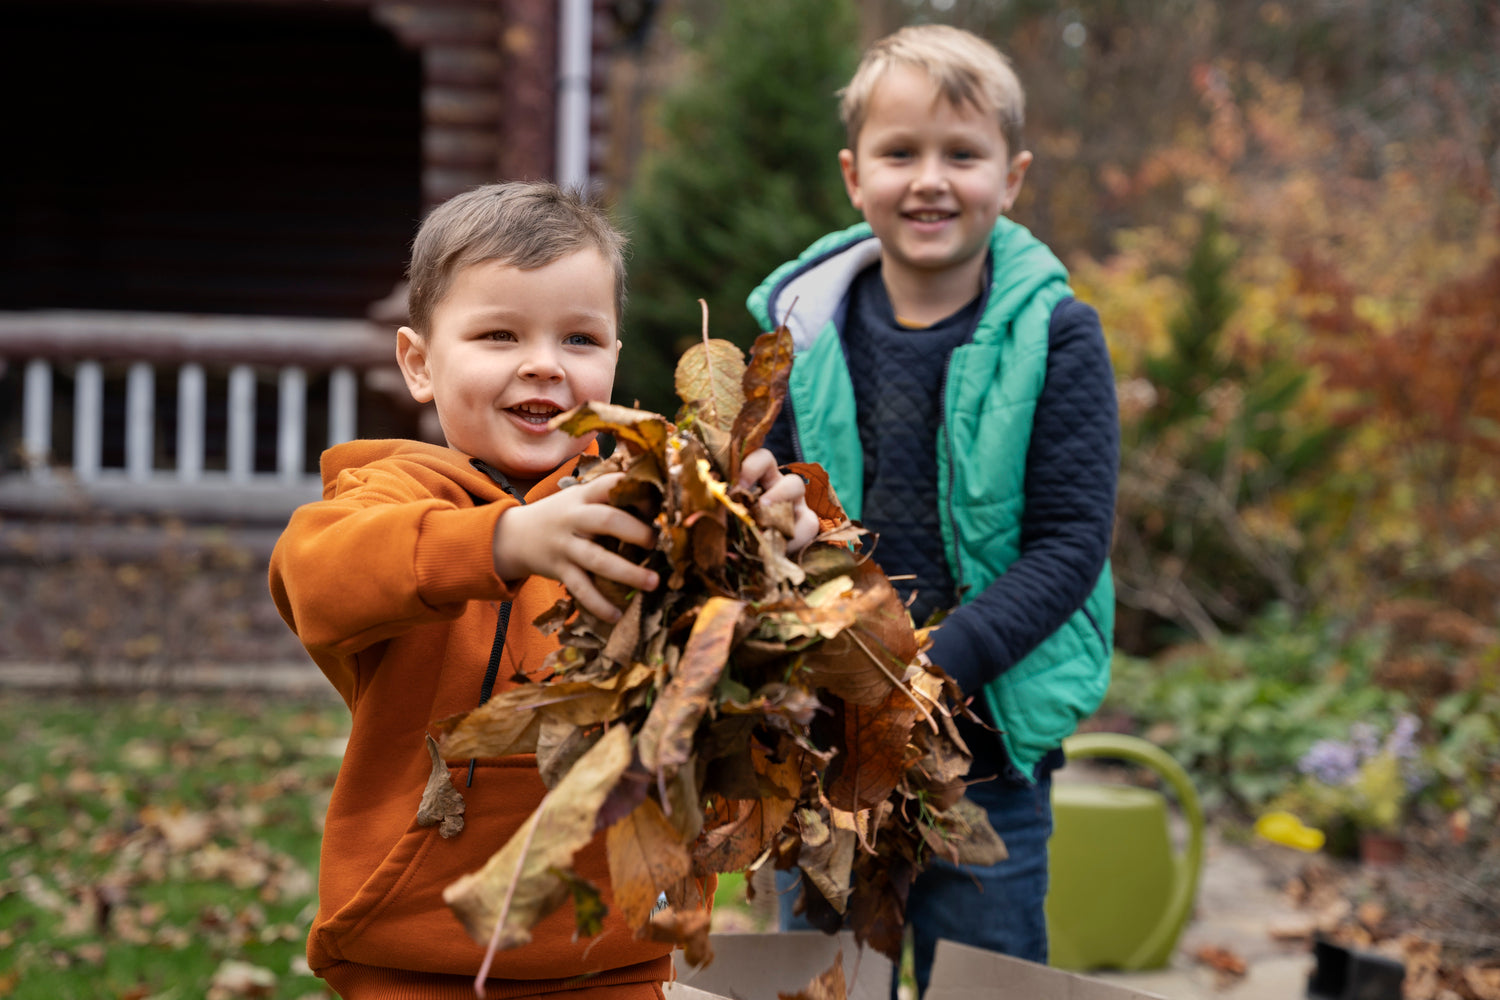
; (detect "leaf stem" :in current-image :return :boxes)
[474,809,544,997]
[697,299,714,394]
[847,629,935,728]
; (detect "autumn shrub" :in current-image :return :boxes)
[1104,210,1337,652]
[1073,59,1500,632]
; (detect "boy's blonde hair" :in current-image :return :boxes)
[405,181,627,335]
[840,24,1026,156]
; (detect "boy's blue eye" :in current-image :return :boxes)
[564,333,597,346]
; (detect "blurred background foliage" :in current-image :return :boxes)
[610,0,1499,827]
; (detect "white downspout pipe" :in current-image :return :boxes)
[557,0,593,188]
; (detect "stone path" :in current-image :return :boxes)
[1093,832,1316,999]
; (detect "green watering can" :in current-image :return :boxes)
[1045,732,1205,972]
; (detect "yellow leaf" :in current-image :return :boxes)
[675,338,746,433]
[442,725,633,949]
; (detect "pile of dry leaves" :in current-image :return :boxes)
[429,323,1003,988]
[1285,832,1500,1000]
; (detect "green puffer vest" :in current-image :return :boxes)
[748,219,1114,778]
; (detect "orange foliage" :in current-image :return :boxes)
[1073,57,1500,621]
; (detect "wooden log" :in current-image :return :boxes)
[372,2,502,49]
[423,45,503,87]
[424,126,501,169]
[498,0,556,181]
[423,166,497,205]
[424,86,502,127]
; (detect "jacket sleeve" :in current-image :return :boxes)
[762,403,797,465]
[268,461,517,658]
[926,298,1119,697]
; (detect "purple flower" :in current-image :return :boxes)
[1386,713,1420,760]
[1298,738,1360,785]
[1349,722,1380,762]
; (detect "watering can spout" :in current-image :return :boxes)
[1046,732,1205,972]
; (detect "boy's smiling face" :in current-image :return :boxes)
[396,248,620,491]
[840,64,1031,307]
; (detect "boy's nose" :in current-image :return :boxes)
[519,347,565,380]
[912,154,949,192]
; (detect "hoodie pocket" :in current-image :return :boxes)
[315,755,671,980]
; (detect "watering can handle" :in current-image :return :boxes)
[1060,731,1205,970]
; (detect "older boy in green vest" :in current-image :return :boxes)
[748,24,1118,995]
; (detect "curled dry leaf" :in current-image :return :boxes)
[416,735,465,839]
[435,322,1002,969]
[778,950,846,1000]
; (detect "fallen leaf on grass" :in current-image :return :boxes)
[207,959,276,999]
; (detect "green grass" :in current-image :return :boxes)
[0,691,835,998]
[0,691,347,999]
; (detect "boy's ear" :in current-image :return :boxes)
[395,326,435,404]
[1001,150,1034,212]
[838,149,864,211]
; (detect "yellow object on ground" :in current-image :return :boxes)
[1254,811,1326,852]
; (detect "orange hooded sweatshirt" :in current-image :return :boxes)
[269,439,673,999]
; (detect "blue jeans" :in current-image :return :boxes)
[778,777,1053,999]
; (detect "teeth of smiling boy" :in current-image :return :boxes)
[512,404,560,423]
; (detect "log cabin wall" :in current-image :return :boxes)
[0,0,628,517]
[0,0,586,321]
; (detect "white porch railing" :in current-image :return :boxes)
[2,310,396,522]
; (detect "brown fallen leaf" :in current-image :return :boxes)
[1193,943,1248,977]
[949,797,1009,866]
[635,596,747,780]
[779,951,847,1000]
[415,735,465,839]
[206,959,276,999]
[606,796,693,930]
[1465,964,1500,1000]
[647,902,715,969]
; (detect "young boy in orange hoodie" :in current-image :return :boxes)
[269,181,817,999]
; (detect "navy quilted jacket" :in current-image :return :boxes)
[749,220,1119,780]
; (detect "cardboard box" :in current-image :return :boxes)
[668,931,891,1000]
[666,933,1165,1000]
[927,940,1166,1000]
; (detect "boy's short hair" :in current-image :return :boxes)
[405,181,627,335]
[840,24,1025,157]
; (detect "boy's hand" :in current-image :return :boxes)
[740,448,820,555]
[492,472,659,622]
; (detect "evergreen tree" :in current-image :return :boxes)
[617,1,860,415]
[1115,211,1340,649]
